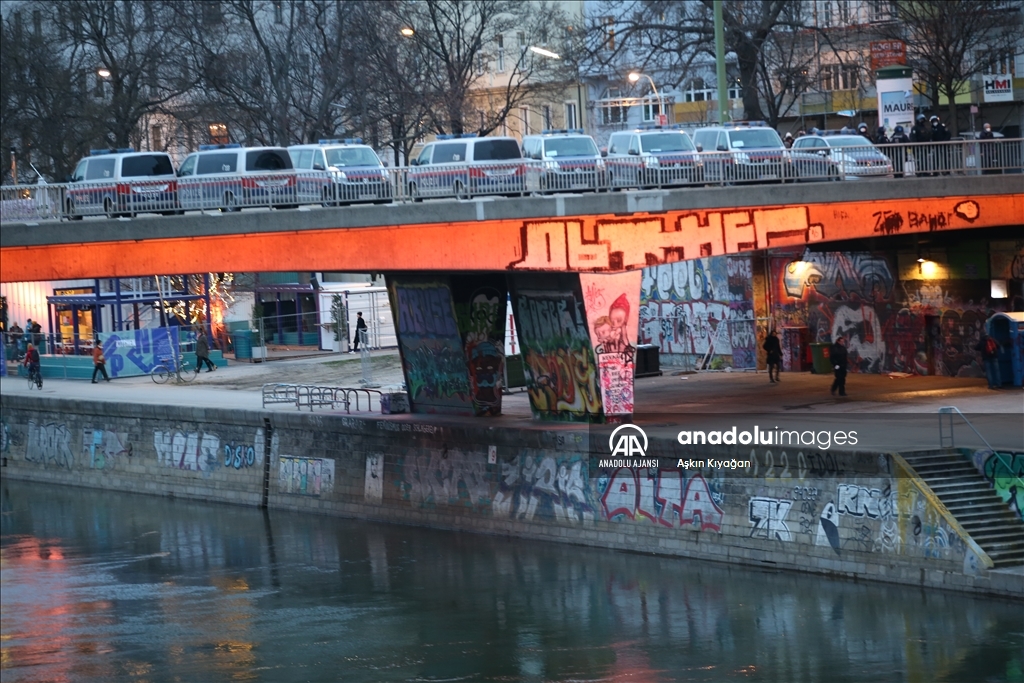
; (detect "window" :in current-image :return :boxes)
[517,31,525,49]
[32,10,42,37]
[867,0,897,23]
[94,73,106,98]
[641,100,663,122]
[565,102,578,129]
[473,139,521,160]
[197,153,237,174]
[122,154,173,177]
[476,53,485,75]
[601,89,626,124]
[178,155,197,177]
[603,17,615,50]
[86,158,116,180]
[246,150,292,171]
[151,125,163,151]
[432,142,467,163]
[496,35,505,72]
[820,64,859,91]
[208,123,229,145]
[519,106,530,135]
[981,50,1014,76]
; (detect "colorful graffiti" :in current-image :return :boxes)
[392,281,473,413]
[452,276,507,416]
[97,326,178,378]
[597,467,724,532]
[279,456,335,496]
[974,450,1024,519]
[153,429,220,472]
[581,272,641,415]
[514,288,602,420]
[25,420,75,469]
[639,256,754,368]
[493,451,596,524]
[82,428,128,470]
[396,448,491,509]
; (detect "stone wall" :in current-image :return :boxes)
[1,395,1018,598]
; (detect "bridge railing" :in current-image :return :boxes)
[2,139,1020,223]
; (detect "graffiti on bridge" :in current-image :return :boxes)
[581,272,641,415]
[599,468,724,532]
[452,278,507,416]
[974,450,1024,520]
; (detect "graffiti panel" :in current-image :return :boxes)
[580,271,641,415]
[973,450,1024,520]
[26,420,75,469]
[492,450,596,524]
[82,429,128,470]
[451,275,508,416]
[395,448,492,509]
[97,326,178,378]
[153,429,220,472]
[391,280,473,414]
[279,456,335,496]
[595,466,724,532]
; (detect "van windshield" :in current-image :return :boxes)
[246,150,293,171]
[472,139,522,161]
[544,137,599,158]
[729,130,782,149]
[121,154,174,177]
[640,133,695,153]
[325,148,381,167]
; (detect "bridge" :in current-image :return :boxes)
[3,175,1021,422]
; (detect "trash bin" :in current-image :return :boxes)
[505,354,527,389]
[233,330,253,360]
[810,343,832,375]
[635,344,662,377]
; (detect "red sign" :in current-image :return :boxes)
[871,41,906,70]
[656,114,668,126]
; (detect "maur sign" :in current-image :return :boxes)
[984,76,1013,103]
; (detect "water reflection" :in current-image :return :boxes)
[1,481,1021,682]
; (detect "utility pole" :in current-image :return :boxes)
[714,1,729,124]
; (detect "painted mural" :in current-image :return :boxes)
[451,275,508,417]
[598,466,726,532]
[391,280,473,414]
[972,449,1023,520]
[511,282,602,421]
[279,456,335,496]
[639,256,755,368]
[580,272,641,415]
[771,248,1004,376]
[97,326,178,378]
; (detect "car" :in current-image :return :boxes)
[176,144,297,211]
[692,122,792,184]
[790,134,894,180]
[605,126,703,189]
[406,134,524,200]
[65,148,178,219]
[288,139,392,206]
[521,129,606,193]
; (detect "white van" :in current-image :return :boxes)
[406,134,524,199]
[288,139,392,206]
[66,149,178,219]
[176,144,298,211]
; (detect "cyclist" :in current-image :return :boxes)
[24,343,41,386]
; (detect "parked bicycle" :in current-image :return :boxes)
[151,354,198,384]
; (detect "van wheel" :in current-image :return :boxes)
[453,180,469,200]
[222,192,239,212]
[66,199,82,221]
[322,187,337,208]
[408,183,422,203]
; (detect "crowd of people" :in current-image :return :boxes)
[780,115,958,148]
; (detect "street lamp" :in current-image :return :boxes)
[97,68,111,79]
[400,26,415,37]
[629,72,665,125]
[529,46,586,133]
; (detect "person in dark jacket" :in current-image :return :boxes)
[930,115,951,173]
[979,123,999,175]
[857,122,871,141]
[874,126,889,145]
[829,336,848,397]
[352,312,368,352]
[975,333,1002,389]
[763,329,782,383]
[909,114,929,142]
[889,125,910,177]
[910,114,931,175]
[195,330,216,372]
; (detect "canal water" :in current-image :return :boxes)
[2,480,1021,683]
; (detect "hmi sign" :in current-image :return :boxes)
[984,76,1013,103]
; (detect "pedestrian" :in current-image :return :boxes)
[29,319,42,346]
[783,132,794,149]
[763,329,782,383]
[930,115,950,173]
[91,339,110,383]
[910,114,931,175]
[195,329,216,372]
[890,125,910,177]
[9,322,23,354]
[24,342,40,383]
[875,126,889,145]
[979,123,999,175]
[352,312,368,352]
[975,333,1002,389]
[857,122,871,141]
[829,336,848,397]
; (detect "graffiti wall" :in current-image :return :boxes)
[580,272,641,415]
[451,275,508,416]
[511,275,603,421]
[83,428,128,470]
[971,450,1023,520]
[390,279,473,414]
[97,326,178,378]
[598,467,725,531]
[279,456,335,496]
[770,246,1006,376]
[639,256,755,368]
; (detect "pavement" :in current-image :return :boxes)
[2,350,1021,452]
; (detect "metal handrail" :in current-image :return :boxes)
[261,382,389,413]
[938,406,1024,492]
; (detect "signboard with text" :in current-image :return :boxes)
[870,41,906,70]
[983,75,1013,103]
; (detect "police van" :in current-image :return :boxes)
[521,129,606,193]
[288,139,392,206]
[605,125,703,189]
[176,144,297,211]
[66,148,178,219]
[406,134,524,200]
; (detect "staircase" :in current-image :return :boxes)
[900,449,1024,569]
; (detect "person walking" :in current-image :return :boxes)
[975,333,1002,389]
[783,132,794,149]
[763,329,782,383]
[352,312,368,352]
[829,336,848,397]
[91,339,110,383]
[195,329,216,372]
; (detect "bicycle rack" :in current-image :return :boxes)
[262,383,390,413]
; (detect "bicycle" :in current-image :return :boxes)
[27,364,43,389]
[151,354,198,384]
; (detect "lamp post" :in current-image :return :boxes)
[629,72,664,125]
[529,46,586,133]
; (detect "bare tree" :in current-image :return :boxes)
[876,0,1019,136]
[381,0,571,135]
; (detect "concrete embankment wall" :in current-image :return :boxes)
[1,395,1019,599]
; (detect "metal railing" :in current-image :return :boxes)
[2,139,1020,223]
[261,382,389,413]
[938,405,1024,495]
